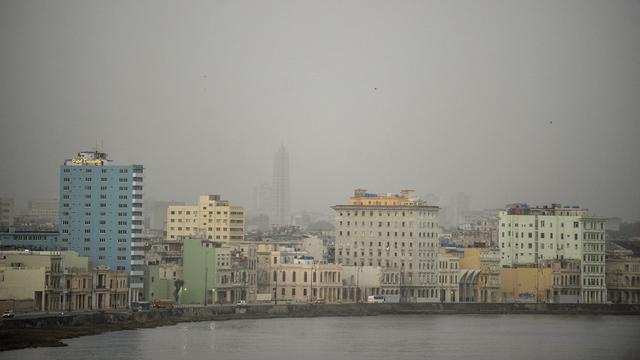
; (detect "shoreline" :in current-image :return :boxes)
[2,303,640,352]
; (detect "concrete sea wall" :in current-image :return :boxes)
[2,303,640,331]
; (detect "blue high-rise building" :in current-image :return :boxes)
[59,150,145,301]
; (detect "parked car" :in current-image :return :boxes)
[2,310,15,318]
[235,300,247,306]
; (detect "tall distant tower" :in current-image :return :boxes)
[271,145,290,225]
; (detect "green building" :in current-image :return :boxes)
[181,238,218,305]
[143,265,179,302]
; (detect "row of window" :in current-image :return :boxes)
[339,230,435,238]
[338,210,435,218]
[63,168,129,173]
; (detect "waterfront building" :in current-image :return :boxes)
[333,189,440,302]
[0,250,128,312]
[606,242,640,304]
[459,248,501,303]
[0,197,14,229]
[58,150,145,302]
[143,264,182,302]
[436,250,461,302]
[498,204,607,304]
[271,258,342,304]
[500,266,553,302]
[271,145,290,225]
[342,266,384,303]
[166,195,244,242]
[180,238,256,305]
[255,243,341,303]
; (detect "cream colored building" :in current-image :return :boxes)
[271,260,342,303]
[499,204,607,304]
[607,255,640,304]
[166,195,244,241]
[436,250,460,302]
[0,250,129,312]
[255,243,341,303]
[213,243,257,304]
[333,189,440,303]
[342,265,385,302]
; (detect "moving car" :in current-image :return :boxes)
[367,295,385,303]
[2,310,15,318]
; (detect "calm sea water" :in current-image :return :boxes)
[4,315,640,360]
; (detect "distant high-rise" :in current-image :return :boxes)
[59,150,145,302]
[252,183,272,216]
[271,145,290,225]
[0,197,14,229]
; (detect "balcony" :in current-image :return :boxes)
[131,259,145,265]
[131,250,145,256]
[131,242,145,248]
[130,270,144,276]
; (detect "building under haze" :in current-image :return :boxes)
[166,195,244,241]
[498,203,607,304]
[58,150,145,302]
[0,197,15,229]
[333,189,440,302]
[271,145,290,225]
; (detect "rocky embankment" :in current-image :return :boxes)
[2,303,639,351]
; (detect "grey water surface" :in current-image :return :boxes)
[4,315,640,360]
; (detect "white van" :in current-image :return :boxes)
[367,295,385,303]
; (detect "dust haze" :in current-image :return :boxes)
[1,0,639,220]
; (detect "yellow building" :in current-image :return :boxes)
[459,248,502,303]
[166,195,244,241]
[501,267,554,303]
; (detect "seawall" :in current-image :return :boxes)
[2,303,639,351]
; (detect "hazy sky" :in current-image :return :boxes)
[1,1,639,220]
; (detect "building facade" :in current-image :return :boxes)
[58,150,145,302]
[333,189,440,302]
[0,230,60,250]
[607,256,640,304]
[271,145,290,225]
[498,204,606,304]
[166,195,244,242]
[459,248,501,303]
[0,250,128,312]
[180,238,255,305]
[0,197,14,229]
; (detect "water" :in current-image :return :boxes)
[3,315,640,360]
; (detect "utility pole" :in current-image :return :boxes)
[356,265,359,304]
[204,264,208,306]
